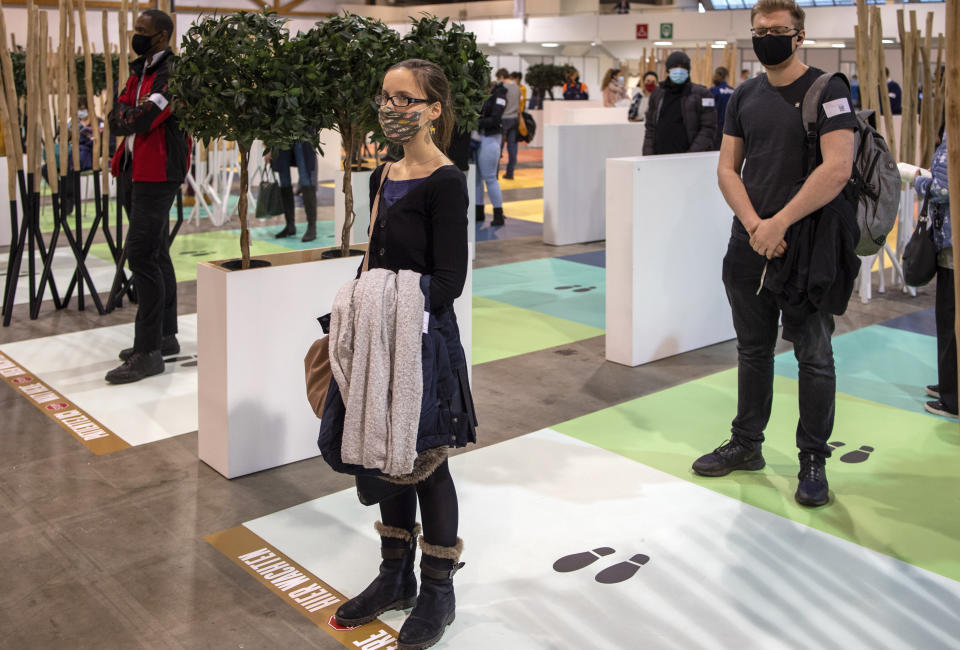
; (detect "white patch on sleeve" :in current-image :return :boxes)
[496,97,507,106]
[423,311,430,334]
[148,93,169,110]
[702,97,715,107]
[822,97,851,118]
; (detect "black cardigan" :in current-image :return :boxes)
[364,164,469,310]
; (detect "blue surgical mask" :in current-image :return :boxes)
[669,68,689,84]
[78,109,88,120]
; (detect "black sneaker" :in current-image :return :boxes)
[795,453,829,507]
[105,350,164,384]
[925,384,941,399]
[924,400,958,418]
[692,439,765,477]
[120,335,180,362]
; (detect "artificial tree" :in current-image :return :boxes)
[525,63,575,101]
[299,13,403,258]
[170,11,328,269]
[402,15,491,135]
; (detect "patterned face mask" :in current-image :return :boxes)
[378,106,427,143]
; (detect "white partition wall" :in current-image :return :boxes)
[0,158,9,247]
[562,107,630,124]
[605,152,735,367]
[542,98,603,126]
[543,122,645,246]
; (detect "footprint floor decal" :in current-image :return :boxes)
[829,441,875,464]
[554,284,597,293]
[554,548,650,584]
[164,354,198,368]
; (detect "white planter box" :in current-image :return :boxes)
[197,246,473,479]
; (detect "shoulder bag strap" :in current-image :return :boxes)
[361,161,393,274]
[800,72,838,177]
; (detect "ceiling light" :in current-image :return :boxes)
[714,40,727,45]
[542,42,560,48]
[654,41,672,46]
[488,41,496,47]
[831,43,845,48]
[882,39,895,44]
[804,39,817,45]
[711,44,725,49]
[698,2,706,13]
[590,41,597,46]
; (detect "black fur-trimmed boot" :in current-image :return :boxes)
[397,537,464,650]
[491,206,505,226]
[274,185,297,238]
[334,522,421,627]
[301,185,317,242]
[475,204,485,223]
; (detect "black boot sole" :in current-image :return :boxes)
[105,363,164,385]
[397,610,455,650]
[334,595,417,627]
[795,491,829,507]
[692,457,765,477]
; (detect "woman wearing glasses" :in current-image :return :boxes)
[330,58,475,650]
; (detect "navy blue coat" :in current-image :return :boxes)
[317,276,477,477]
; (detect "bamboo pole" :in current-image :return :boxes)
[898,10,915,164]
[76,0,100,172]
[118,0,129,89]
[101,10,112,194]
[946,0,960,431]
[855,0,871,112]
[25,1,35,181]
[66,0,80,171]
[58,3,68,179]
[919,13,935,165]
[0,65,15,199]
[872,7,897,156]
[39,12,56,195]
[932,34,945,141]
[0,1,24,167]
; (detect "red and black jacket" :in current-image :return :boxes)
[109,48,190,183]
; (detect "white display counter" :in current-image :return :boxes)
[562,107,630,124]
[605,152,735,367]
[543,122,645,246]
[197,246,473,479]
[542,98,603,127]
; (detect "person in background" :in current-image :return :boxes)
[741,68,751,84]
[643,51,717,155]
[476,79,508,225]
[885,67,903,115]
[915,131,954,418]
[511,71,527,115]
[497,68,520,181]
[850,73,860,109]
[628,71,658,122]
[710,66,736,150]
[614,0,630,14]
[562,69,589,100]
[265,141,319,242]
[602,68,629,107]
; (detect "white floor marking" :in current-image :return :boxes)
[243,429,960,649]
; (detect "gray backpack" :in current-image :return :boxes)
[801,73,900,256]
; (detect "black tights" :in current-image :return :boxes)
[379,460,458,547]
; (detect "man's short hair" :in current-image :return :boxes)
[510,71,522,82]
[141,9,173,38]
[750,0,805,30]
[495,68,509,79]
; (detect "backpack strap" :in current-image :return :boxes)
[800,72,849,176]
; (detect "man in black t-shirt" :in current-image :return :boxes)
[691,0,857,507]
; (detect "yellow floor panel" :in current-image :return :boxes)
[485,198,543,223]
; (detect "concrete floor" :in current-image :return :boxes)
[0,163,938,648]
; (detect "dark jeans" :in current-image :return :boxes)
[935,265,958,412]
[378,460,459,547]
[119,168,180,353]
[722,229,836,458]
[500,117,519,176]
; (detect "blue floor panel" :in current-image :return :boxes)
[878,307,936,337]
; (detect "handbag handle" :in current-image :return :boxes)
[361,161,393,274]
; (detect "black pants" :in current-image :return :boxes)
[378,460,459,547]
[119,168,180,353]
[723,230,836,458]
[935,265,958,412]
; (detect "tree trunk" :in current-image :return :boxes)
[238,145,250,270]
[340,125,354,258]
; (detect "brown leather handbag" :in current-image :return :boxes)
[304,163,393,418]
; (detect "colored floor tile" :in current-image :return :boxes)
[483,198,543,223]
[496,168,544,191]
[879,306,936,337]
[552,368,960,584]
[475,219,542,242]
[473,257,605,330]
[230,221,337,251]
[0,246,119,307]
[774,325,938,416]
[89,230,292,283]
[472,296,603,364]
[233,429,960,649]
[557,250,606,268]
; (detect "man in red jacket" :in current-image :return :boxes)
[106,9,190,384]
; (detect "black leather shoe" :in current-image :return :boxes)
[105,350,164,384]
[795,453,829,507]
[398,547,463,650]
[692,439,765,477]
[925,384,941,399]
[924,400,958,418]
[120,335,179,361]
[334,523,420,627]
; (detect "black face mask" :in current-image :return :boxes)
[132,32,159,56]
[752,33,796,67]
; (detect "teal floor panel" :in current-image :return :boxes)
[229,221,337,251]
[472,257,605,330]
[775,324,938,416]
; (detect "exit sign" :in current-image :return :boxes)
[660,23,673,39]
[636,24,648,40]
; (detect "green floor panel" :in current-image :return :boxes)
[90,230,292,283]
[552,368,960,583]
[775,325,938,416]
[473,257,605,330]
[231,221,337,251]
[472,296,604,364]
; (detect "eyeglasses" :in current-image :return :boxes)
[750,26,800,37]
[373,94,432,108]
